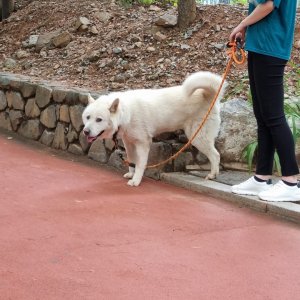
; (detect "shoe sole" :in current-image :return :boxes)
[231,187,273,196]
[259,195,300,202]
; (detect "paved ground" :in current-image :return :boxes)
[1,132,300,300]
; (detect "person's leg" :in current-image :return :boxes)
[249,52,275,178]
[232,52,299,197]
[231,52,273,195]
[251,53,299,181]
[250,53,300,201]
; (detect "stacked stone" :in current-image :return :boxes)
[0,73,105,160]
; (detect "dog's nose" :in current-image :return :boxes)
[83,129,90,136]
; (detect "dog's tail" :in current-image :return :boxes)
[182,71,226,102]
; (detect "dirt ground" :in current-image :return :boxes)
[0,0,299,97]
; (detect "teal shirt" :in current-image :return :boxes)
[245,0,297,60]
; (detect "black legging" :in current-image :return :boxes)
[248,51,299,176]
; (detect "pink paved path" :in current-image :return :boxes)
[1,133,300,300]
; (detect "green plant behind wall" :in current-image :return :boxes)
[286,61,300,96]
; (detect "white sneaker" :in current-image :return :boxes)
[231,176,272,196]
[258,180,300,202]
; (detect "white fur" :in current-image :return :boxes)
[82,71,226,186]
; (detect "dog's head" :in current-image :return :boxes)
[82,94,119,143]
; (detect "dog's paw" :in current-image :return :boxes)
[205,173,216,180]
[123,172,134,179]
[127,179,141,187]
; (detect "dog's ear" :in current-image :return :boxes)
[109,98,119,113]
[88,94,95,104]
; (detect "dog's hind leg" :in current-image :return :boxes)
[127,141,151,187]
[185,118,221,180]
[190,135,220,180]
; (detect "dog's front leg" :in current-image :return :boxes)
[127,142,150,187]
[122,139,135,179]
[124,166,135,179]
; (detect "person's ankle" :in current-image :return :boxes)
[255,174,272,181]
[282,176,298,184]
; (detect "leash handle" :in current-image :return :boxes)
[226,39,246,65]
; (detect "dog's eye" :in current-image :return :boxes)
[86,115,90,120]
[96,118,102,122]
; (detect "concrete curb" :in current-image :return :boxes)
[161,172,300,224]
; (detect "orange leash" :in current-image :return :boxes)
[119,40,246,169]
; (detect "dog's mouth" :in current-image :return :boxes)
[86,130,104,143]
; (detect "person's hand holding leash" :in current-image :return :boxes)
[229,24,246,45]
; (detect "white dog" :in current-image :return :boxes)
[82,71,225,186]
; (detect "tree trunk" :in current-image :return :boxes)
[177,0,196,30]
[1,0,14,20]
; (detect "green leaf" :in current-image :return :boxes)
[273,152,281,176]
[242,141,258,173]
